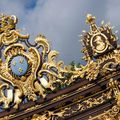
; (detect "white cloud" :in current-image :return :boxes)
[106,0,120,27]
[0,0,118,64]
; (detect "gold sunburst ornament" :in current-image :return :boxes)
[83,14,117,58]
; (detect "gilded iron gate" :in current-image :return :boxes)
[0,14,120,120]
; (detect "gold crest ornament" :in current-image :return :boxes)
[73,14,120,81]
[84,14,117,58]
[0,14,75,109]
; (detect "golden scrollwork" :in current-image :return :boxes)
[60,91,113,118]
[31,111,65,120]
[72,52,119,81]
[42,79,119,120]
[89,79,120,120]
[0,14,76,109]
[0,13,120,111]
[71,14,120,81]
[0,114,15,120]
[0,77,119,120]
[89,105,120,120]
[108,78,120,106]
[0,83,13,109]
[0,14,29,46]
[28,88,113,120]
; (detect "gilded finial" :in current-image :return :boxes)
[86,14,96,24]
[0,14,29,46]
[86,14,98,33]
[35,34,47,43]
[0,14,18,33]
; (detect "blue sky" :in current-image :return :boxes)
[0,0,119,64]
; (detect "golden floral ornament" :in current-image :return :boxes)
[0,14,75,109]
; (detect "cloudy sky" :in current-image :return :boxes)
[0,0,119,64]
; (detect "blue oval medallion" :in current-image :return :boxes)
[10,55,28,76]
